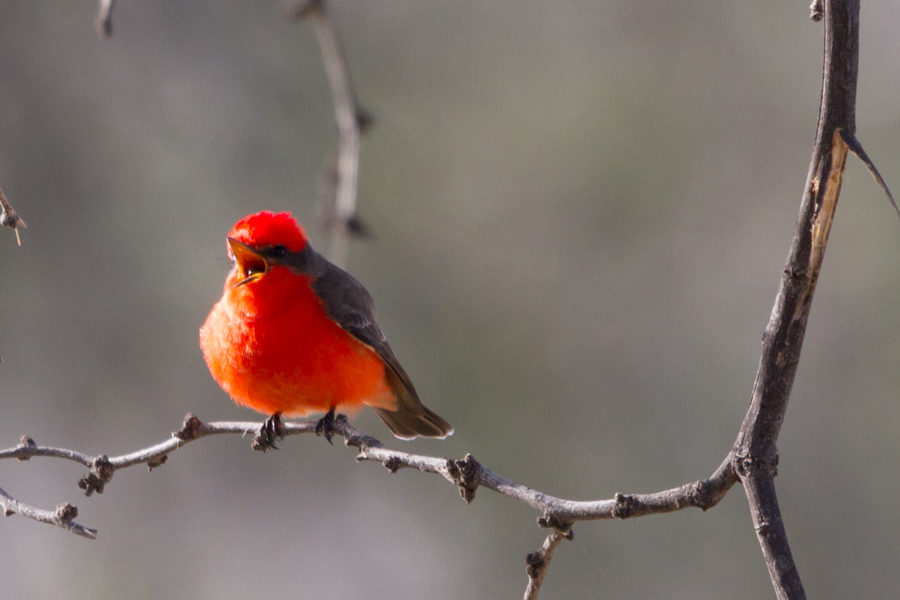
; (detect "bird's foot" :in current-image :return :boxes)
[315,408,343,445]
[252,412,285,452]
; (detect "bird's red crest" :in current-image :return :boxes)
[228,211,309,252]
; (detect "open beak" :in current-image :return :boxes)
[228,238,268,287]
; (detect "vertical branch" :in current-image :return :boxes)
[287,0,367,269]
[732,1,864,598]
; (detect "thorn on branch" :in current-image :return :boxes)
[447,454,480,504]
[174,413,203,441]
[78,455,114,496]
[837,128,900,221]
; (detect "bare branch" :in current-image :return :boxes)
[1,416,319,489]
[286,0,370,268]
[0,186,27,245]
[0,485,96,539]
[729,2,871,598]
[2,414,738,539]
[355,437,738,522]
[524,528,572,600]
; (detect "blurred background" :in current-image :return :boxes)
[1,1,899,598]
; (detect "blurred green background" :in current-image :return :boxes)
[1,1,899,598]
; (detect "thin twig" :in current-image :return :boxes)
[0,417,319,496]
[286,0,368,268]
[0,186,27,245]
[0,484,96,539]
[524,528,572,600]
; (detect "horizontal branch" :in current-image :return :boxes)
[2,414,739,539]
[355,437,738,524]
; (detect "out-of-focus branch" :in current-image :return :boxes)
[96,0,115,38]
[286,0,372,268]
[0,186,27,246]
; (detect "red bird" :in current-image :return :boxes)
[200,211,452,440]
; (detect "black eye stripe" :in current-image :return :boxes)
[270,245,288,258]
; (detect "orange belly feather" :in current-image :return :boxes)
[200,265,397,417]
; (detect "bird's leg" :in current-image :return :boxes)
[252,412,285,452]
[315,407,338,445]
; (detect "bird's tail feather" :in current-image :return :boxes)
[374,366,453,439]
[373,405,453,440]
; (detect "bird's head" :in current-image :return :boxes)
[226,211,309,287]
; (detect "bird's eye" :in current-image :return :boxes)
[270,245,288,258]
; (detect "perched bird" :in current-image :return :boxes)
[200,211,453,441]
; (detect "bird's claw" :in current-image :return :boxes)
[315,408,339,445]
[252,412,285,452]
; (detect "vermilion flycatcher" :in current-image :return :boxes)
[200,211,453,440]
